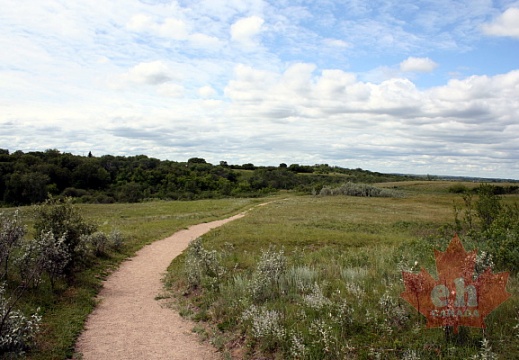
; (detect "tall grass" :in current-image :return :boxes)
[166,193,519,359]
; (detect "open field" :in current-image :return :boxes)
[377,180,519,193]
[165,186,519,359]
[4,198,263,360]
[3,181,519,359]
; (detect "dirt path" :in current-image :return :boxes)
[74,213,247,360]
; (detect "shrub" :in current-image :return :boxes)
[33,197,96,277]
[475,184,502,231]
[242,305,285,351]
[453,184,519,273]
[279,266,318,294]
[184,238,225,290]
[319,182,401,198]
[0,211,26,281]
[108,229,124,251]
[19,231,70,289]
[0,284,41,357]
[249,247,287,303]
[302,283,331,310]
[82,231,109,257]
[448,183,469,194]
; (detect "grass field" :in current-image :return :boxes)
[4,181,519,359]
[6,198,263,360]
[165,183,519,359]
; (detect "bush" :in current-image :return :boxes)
[184,238,225,290]
[0,211,26,281]
[108,229,124,251]
[82,232,109,257]
[249,247,287,303]
[454,184,519,273]
[319,182,401,198]
[33,197,97,278]
[475,184,502,231]
[448,183,469,194]
[0,284,41,357]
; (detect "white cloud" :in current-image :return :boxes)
[323,38,350,48]
[157,83,184,98]
[482,8,519,38]
[230,16,264,45]
[126,14,154,32]
[115,61,173,87]
[127,14,189,40]
[315,70,357,97]
[126,13,223,50]
[400,57,439,73]
[158,18,190,40]
[198,86,217,98]
[225,64,519,150]
[2,1,519,178]
[188,33,222,49]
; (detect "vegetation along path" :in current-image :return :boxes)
[75,211,250,359]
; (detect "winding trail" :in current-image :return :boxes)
[75,212,247,360]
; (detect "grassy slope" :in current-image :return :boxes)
[166,185,519,359]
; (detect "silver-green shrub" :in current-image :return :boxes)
[20,231,70,289]
[33,197,96,277]
[0,284,41,356]
[249,247,287,302]
[242,305,285,344]
[378,291,409,333]
[108,229,124,251]
[82,232,109,257]
[309,318,337,355]
[288,331,307,359]
[279,266,318,294]
[340,266,369,283]
[471,338,497,360]
[0,211,26,281]
[184,237,225,290]
[303,283,331,310]
[319,182,401,198]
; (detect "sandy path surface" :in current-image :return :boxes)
[75,213,246,360]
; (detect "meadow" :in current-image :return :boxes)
[2,181,518,359]
[2,198,262,359]
[165,182,519,359]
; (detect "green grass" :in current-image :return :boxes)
[7,183,519,359]
[5,197,264,360]
[166,190,519,359]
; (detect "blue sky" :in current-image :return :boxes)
[1,0,519,179]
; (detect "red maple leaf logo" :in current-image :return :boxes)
[401,234,511,333]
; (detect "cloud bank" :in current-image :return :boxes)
[1,0,518,179]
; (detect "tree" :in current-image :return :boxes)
[3,172,50,205]
[117,182,144,203]
[241,163,256,170]
[187,157,207,164]
[72,160,110,190]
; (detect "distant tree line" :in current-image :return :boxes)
[0,149,415,206]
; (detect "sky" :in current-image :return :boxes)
[1,0,519,179]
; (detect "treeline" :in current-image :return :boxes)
[448,182,519,195]
[0,149,415,206]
